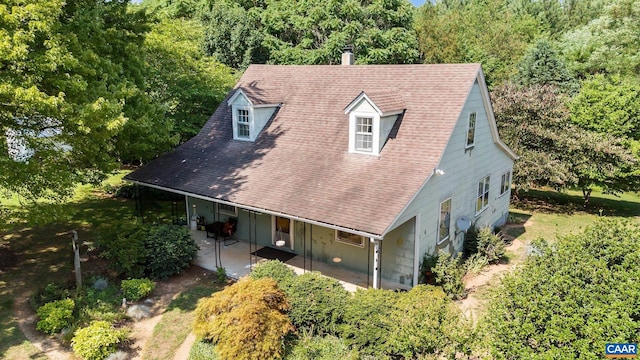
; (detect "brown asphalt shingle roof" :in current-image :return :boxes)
[126,64,483,236]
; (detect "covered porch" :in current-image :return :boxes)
[191,230,369,291]
[185,195,417,291]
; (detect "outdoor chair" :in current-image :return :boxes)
[205,217,238,245]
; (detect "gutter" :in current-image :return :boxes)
[126,179,384,241]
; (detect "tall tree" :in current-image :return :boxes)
[560,0,640,78]
[144,19,237,142]
[570,75,640,141]
[0,0,163,199]
[515,39,579,93]
[493,83,638,204]
[200,0,420,68]
[414,0,539,86]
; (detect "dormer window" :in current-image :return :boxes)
[227,87,281,142]
[355,116,373,152]
[236,108,250,139]
[344,91,405,156]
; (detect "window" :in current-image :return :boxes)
[500,171,511,195]
[355,117,373,152]
[466,112,476,148]
[218,203,237,216]
[476,175,490,213]
[237,108,250,139]
[438,198,451,243]
[336,230,365,247]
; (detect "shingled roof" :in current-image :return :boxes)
[126,64,488,237]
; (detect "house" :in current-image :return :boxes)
[125,55,517,290]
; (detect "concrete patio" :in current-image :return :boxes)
[190,230,380,292]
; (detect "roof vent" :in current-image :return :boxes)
[342,45,354,66]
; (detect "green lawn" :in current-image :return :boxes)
[504,188,640,243]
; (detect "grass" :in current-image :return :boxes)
[142,285,222,360]
[503,188,640,243]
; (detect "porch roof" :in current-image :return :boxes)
[126,64,482,236]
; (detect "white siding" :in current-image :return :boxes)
[388,80,514,280]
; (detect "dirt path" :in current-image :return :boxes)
[14,266,214,360]
[15,291,72,360]
[457,234,527,322]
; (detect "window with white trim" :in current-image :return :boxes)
[466,112,476,148]
[218,203,237,216]
[438,198,451,243]
[336,230,365,247]
[476,175,490,213]
[355,116,373,152]
[500,171,511,195]
[236,108,250,139]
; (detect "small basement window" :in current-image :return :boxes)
[336,230,365,247]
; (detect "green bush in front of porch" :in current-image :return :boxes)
[96,220,199,279]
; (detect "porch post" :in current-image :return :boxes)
[184,195,190,225]
[371,237,382,289]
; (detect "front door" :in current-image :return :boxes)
[273,216,293,250]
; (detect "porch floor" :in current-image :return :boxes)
[190,230,386,292]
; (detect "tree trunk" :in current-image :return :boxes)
[582,188,592,208]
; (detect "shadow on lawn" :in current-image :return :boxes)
[512,189,640,217]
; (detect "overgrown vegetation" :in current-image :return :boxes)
[97,221,199,279]
[483,219,640,358]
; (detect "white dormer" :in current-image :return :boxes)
[344,91,405,156]
[227,87,281,142]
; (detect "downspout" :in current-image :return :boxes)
[372,237,382,289]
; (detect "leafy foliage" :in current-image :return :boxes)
[120,278,155,302]
[484,219,640,358]
[144,224,198,279]
[97,220,148,278]
[476,227,506,264]
[570,75,640,140]
[493,82,638,200]
[36,298,75,334]
[515,39,578,93]
[560,0,640,78]
[143,19,236,142]
[249,259,297,289]
[285,272,349,335]
[71,321,129,360]
[339,288,398,356]
[287,334,359,360]
[30,282,72,309]
[200,0,419,69]
[193,277,293,360]
[97,221,198,279]
[431,251,466,300]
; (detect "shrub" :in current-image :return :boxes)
[189,340,219,360]
[96,219,148,278]
[75,284,125,324]
[121,278,155,301]
[340,288,399,356]
[126,305,151,321]
[463,253,489,275]
[386,285,473,358]
[30,282,72,309]
[418,253,439,285]
[92,277,109,291]
[463,226,480,258]
[432,251,466,300]
[287,334,359,360]
[286,272,350,335]
[250,260,296,289]
[476,227,506,264]
[484,219,640,358]
[71,321,128,360]
[36,298,75,334]
[144,224,199,279]
[193,277,293,360]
